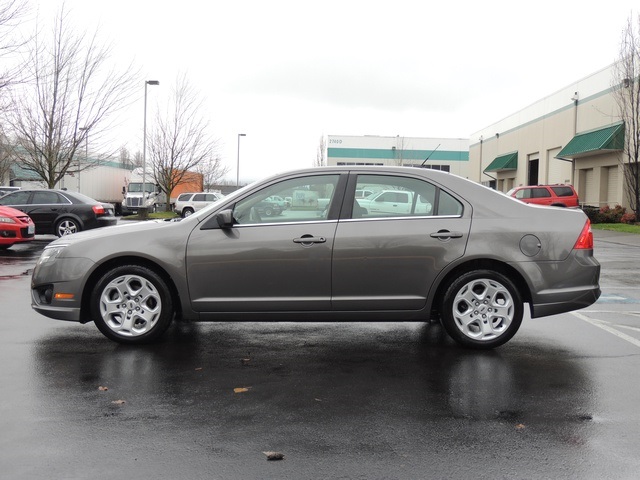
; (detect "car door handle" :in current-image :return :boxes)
[293,235,326,245]
[430,230,463,239]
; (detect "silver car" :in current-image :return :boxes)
[31,166,600,349]
[174,192,224,217]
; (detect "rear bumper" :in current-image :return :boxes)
[531,285,601,318]
[515,250,601,318]
[97,217,118,228]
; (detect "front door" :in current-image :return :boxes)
[185,174,342,312]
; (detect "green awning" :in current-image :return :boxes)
[484,152,518,172]
[10,163,41,181]
[557,122,624,159]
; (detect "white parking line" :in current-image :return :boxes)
[572,311,640,349]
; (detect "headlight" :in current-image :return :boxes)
[37,244,68,266]
[0,216,17,224]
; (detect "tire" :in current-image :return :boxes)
[440,270,523,349]
[182,207,194,218]
[56,218,80,237]
[90,265,174,344]
[263,206,273,217]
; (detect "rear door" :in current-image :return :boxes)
[532,187,553,206]
[332,173,471,311]
[192,193,208,211]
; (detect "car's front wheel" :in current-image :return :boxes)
[440,270,523,349]
[182,207,194,218]
[90,265,174,344]
[56,218,80,237]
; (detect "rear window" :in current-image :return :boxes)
[550,186,574,197]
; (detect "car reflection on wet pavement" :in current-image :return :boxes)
[1,232,639,479]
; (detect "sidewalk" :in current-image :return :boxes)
[593,229,640,247]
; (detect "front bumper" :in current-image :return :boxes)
[31,256,94,323]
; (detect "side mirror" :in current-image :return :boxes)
[216,209,234,228]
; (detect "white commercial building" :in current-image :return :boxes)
[469,64,628,208]
[327,135,470,178]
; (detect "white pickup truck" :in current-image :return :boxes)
[357,190,432,216]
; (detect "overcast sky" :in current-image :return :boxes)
[29,0,639,182]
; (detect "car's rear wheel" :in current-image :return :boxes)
[440,270,523,349]
[263,206,274,216]
[56,218,80,237]
[90,265,174,344]
[182,207,194,218]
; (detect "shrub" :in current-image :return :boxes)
[582,205,632,224]
[581,205,602,223]
[598,205,626,223]
[621,212,637,224]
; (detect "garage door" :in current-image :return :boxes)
[547,148,571,184]
[584,169,597,205]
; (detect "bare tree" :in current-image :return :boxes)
[148,74,221,211]
[118,145,136,169]
[0,0,28,98]
[393,136,406,166]
[0,129,12,183]
[0,1,29,185]
[613,14,640,220]
[3,5,138,188]
[197,155,229,191]
[314,135,326,167]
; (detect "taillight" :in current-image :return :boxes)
[92,205,105,215]
[574,219,593,250]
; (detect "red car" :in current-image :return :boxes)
[0,205,36,250]
[507,184,579,208]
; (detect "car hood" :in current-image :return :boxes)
[49,218,185,249]
[0,205,28,217]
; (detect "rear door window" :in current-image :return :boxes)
[351,174,462,219]
[532,188,551,198]
[32,191,66,204]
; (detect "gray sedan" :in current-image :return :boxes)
[30,166,600,348]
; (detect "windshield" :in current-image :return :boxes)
[190,181,259,222]
[128,182,156,193]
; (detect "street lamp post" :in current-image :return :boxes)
[142,80,160,217]
[79,127,88,192]
[236,133,246,189]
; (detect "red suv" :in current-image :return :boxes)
[507,185,579,208]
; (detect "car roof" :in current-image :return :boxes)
[4,189,101,204]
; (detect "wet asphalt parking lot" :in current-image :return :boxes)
[1,229,639,479]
